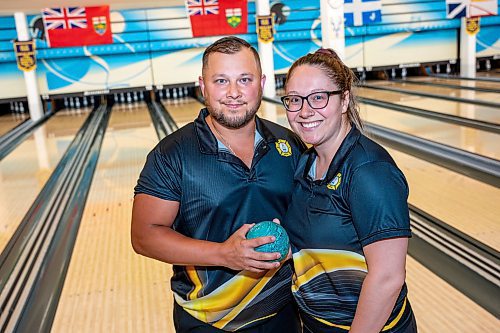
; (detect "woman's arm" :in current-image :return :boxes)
[349,237,408,333]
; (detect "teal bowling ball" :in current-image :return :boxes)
[246,221,290,262]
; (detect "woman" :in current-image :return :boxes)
[281,48,417,333]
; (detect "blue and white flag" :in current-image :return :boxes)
[344,0,382,27]
[446,0,498,19]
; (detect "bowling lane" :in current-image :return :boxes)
[0,112,29,136]
[358,86,500,124]
[359,104,499,159]
[367,79,500,102]
[405,255,498,332]
[163,96,204,127]
[406,76,500,90]
[390,148,499,250]
[476,70,500,79]
[51,102,174,333]
[0,108,91,253]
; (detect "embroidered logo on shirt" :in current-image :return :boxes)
[327,173,342,190]
[275,139,292,157]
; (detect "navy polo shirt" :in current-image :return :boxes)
[282,126,414,332]
[134,108,305,331]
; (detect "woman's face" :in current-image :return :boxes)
[285,64,349,149]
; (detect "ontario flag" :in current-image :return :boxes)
[186,0,248,37]
[344,0,382,27]
[446,0,498,18]
[42,6,112,48]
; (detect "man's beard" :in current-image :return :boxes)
[206,95,262,129]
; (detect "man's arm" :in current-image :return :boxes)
[131,193,282,273]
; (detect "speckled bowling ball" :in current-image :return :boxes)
[246,221,290,262]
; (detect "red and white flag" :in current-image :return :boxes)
[42,6,112,48]
[186,0,247,37]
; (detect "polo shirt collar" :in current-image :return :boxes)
[304,125,361,184]
[194,108,276,154]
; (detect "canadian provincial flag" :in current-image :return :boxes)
[185,0,248,37]
[42,6,112,48]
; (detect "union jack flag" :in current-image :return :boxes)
[42,7,87,30]
[187,0,219,16]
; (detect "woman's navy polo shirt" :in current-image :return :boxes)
[134,108,305,331]
[283,126,414,332]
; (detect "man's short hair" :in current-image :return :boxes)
[202,36,262,76]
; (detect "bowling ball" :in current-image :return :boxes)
[246,221,290,262]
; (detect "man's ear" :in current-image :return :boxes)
[199,76,205,97]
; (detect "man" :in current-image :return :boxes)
[132,36,304,332]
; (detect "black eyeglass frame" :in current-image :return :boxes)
[280,90,343,112]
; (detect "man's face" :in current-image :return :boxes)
[199,48,266,129]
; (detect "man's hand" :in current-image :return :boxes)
[220,224,283,273]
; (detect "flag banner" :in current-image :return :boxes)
[186,0,248,37]
[256,15,274,43]
[344,0,382,27]
[446,0,498,19]
[466,17,480,35]
[14,40,36,71]
[42,6,112,48]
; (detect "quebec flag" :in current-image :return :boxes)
[446,0,498,19]
[344,0,382,26]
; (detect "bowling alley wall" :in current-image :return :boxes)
[0,0,498,101]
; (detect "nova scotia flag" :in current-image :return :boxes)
[344,0,382,26]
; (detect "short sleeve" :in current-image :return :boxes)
[134,146,182,201]
[348,162,411,247]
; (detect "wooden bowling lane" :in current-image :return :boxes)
[162,96,205,127]
[0,107,91,254]
[0,112,30,137]
[476,70,500,79]
[367,79,500,102]
[359,104,500,159]
[358,86,500,124]
[390,148,500,250]
[406,255,499,332]
[50,102,174,333]
[406,76,500,91]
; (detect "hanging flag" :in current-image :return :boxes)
[42,6,112,48]
[186,0,248,37]
[344,0,382,27]
[446,0,498,19]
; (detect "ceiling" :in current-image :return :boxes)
[0,0,185,14]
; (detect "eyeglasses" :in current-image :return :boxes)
[280,90,342,112]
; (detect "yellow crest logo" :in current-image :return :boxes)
[327,173,342,190]
[275,139,292,157]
